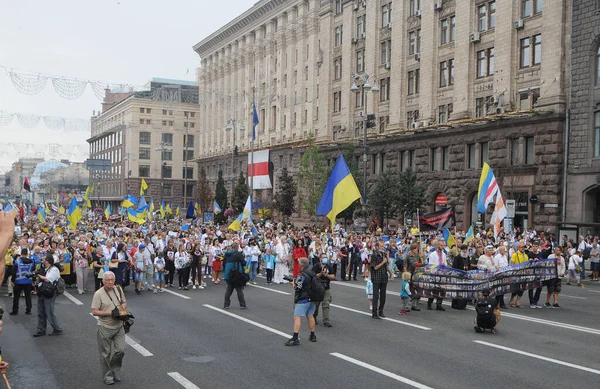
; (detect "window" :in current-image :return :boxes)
[596,46,600,86]
[379,77,390,102]
[525,136,535,165]
[511,138,520,165]
[442,147,449,170]
[162,165,172,179]
[533,34,542,65]
[139,132,151,145]
[438,105,447,123]
[161,150,172,161]
[381,3,392,27]
[169,110,173,115]
[408,31,417,55]
[190,112,195,118]
[409,0,421,16]
[139,147,151,160]
[168,120,174,126]
[162,109,167,115]
[449,16,456,42]
[477,50,486,78]
[520,37,531,68]
[380,40,391,65]
[356,50,365,73]
[431,148,438,171]
[335,0,342,14]
[185,184,194,198]
[440,60,447,87]
[139,108,144,113]
[139,119,144,124]
[522,0,542,18]
[162,184,172,197]
[182,167,194,179]
[145,119,151,124]
[355,87,364,107]
[519,89,540,110]
[467,144,476,169]
[183,150,194,161]
[477,48,494,78]
[440,18,449,45]
[138,165,150,177]
[480,142,489,167]
[357,15,365,37]
[476,96,494,117]
[478,2,495,32]
[408,69,420,95]
[594,111,600,158]
[407,110,419,127]
[162,133,173,146]
[335,25,343,47]
[478,5,487,32]
[334,57,342,80]
[162,120,167,126]
[488,48,495,75]
[399,151,406,172]
[409,150,415,169]
[379,116,389,133]
[333,91,342,112]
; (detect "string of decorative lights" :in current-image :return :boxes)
[0,110,90,132]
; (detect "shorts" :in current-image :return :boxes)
[547,278,562,294]
[154,271,165,284]
[591,262,600,272]
[134,271,144,283]
[294,302,316,317]
[368,294,373,301]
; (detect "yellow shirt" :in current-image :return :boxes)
[5,250,12,265]
[511,251,529,264]
[410,227,420,235]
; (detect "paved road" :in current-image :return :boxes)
[2,272,600,389]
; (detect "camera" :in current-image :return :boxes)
[283,275,294,282]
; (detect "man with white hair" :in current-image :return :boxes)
[274,235,290,284]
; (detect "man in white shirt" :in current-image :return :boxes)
[427,241,447,311]
[492,245,509,309]
[33,255,63,337]
[578,236,591,280]
[478,246,498,272]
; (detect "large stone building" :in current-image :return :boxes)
[567,0,600,234]
[5,158,44,199]
[88,79,200,209]
[194,0,570,232]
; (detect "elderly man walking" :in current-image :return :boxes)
[91,271,127,386]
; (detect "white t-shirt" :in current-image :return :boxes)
[134,251,145,271]
[154,257,166,271]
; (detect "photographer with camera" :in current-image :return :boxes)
[33,254,63,337]
[91,271,128,386]
[9,248,34,316]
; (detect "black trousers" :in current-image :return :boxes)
[165,260,175,285]
[340,259,348,279]
[348,257,359,279]
[372,281,387,315]
[224,281,246,308]
[266,269,274,282]
[178,267,191,287]
[12,283,33,313]
[332,264,338,279]
[528,288,542,305]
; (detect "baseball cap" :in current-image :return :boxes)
[518,243,525,248]
[138,244,146,249]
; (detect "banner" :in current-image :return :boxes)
[411,259,557,299]
[247,149,272,189]
[418,207,455,231]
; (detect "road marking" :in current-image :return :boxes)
[587,289,600,293]
[247,283,291,295]
[88,313,153,357]
[162,288,192,300]
[331,352,435,389]
[168,372,200,389]
[330,303,432,331]
[203,304,289,338]
[474,341,600,375]
[559,294,586,300]
[63,291,84,305]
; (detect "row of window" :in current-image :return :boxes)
[90,132,122,154]
[139,148,194,162]
[139,132,195,147]
[138,165,194,180]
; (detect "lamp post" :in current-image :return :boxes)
[226,119,245,195]
[184,127,189,209]
[350,72,379,207]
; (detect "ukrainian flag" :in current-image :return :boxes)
[228,213,243,231]
[442,228,457,249]
[104,204,111,220]
[83,186,92,208]
[67,197,82,230]
[166,203,172,215]
[194,201,202,217]
[140,178,148,196]
[58,205,65,215]
[464,226,474,243]
[175,205,180,216]
[122,194,138,208]
[127,208,146,224]
[477,162,499,214]
[148,199,154,220]
[214,200,222,215]
[37,204,46,223]
[316,154,362,229]
[241,195,252,221]
[160,201,166,218]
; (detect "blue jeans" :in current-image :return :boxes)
[250,262,258,282]
[580,260,586,279]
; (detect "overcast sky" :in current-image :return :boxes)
[0,0,256,173]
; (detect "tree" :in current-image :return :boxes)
[369,171,401,228]
[397,168,428,219]
[214,170,228,224]
[231,171,249,213]
[274,167,297,220]
[196,167,212,210]
[337,142,363,223]
[297,134,328,217]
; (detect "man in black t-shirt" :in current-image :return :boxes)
[312,254,335,327]
[474,289,500,334]
[526,241,546,309]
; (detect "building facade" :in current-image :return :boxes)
[5,158,44,199]
[194,0,570,232]
[567,0,600,234]
[88,79,200,209]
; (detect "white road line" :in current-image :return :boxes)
[88,313,153,357]
[331,352,435,389]
[247,283,291,295]
[162,288,192,300]
[474,341,600,375]
[559,294,586,300]
[330,303,432,331]
[168,372,200,389]
[203,304,289,338]
[587,289,600,293]
[62,291,84,305]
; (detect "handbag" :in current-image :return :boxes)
[38,281,56,297]
[106,286,135,330]
[229,262,250,287]
[575,265,582,273]
[97,268,105,279]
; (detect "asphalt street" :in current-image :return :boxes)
[2,271,600,389]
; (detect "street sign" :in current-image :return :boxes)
[506,199,516,218]
[85,158,111,171]
[544,203,559,208]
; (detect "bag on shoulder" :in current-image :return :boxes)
[38,281,56,297]
[305,271,325,303]
[229,263,250,287]
[475,299,495,318]
[55,277,66,295]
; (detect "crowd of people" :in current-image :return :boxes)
[2,209,599,384]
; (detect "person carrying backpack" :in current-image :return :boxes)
[285,257,319,346]
[474,288,500,334]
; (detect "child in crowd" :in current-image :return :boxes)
[153,252,166,293]
[366,276,373,311]
[263,248,275,284]
[398,271,412,315]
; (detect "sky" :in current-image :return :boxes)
[0,0,257,173]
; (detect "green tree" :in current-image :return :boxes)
[337,143,363,223]
[297,134,328,217]
[369,171,401,228]
[196,167,212,211]
[231,171,249,213]
[274,167,297,220]
[214,169,228,224]
[397,168,428,219]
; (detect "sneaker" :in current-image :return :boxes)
[552,303,561,308]
[378,312,386,318]
[199,285,205,290]
[530,304,536,309]
[9,312,17,316]
[103,378,115,385]
[285,338,300,346]
[309,334,317,342]
[474,326,483,333]
[193,285,197,290]
[372,314,381,319]
[178,287,182,290]
[401,311,409,315]
[544,302,551,308]
[240,306,247,309]
[201,283,207,287]
[183,286,188,290]
[159,288,164,293]
[224,306,230,309]
[323,322,332,327]
[135,289,140,295]
[491,328,497,334]
[535,304,543,309]
[48,331,63,336]
[153,290,157,294]
[252,281,257,285]
[436,305,446,312]
[33,332,46,337]
[411,306,421,311]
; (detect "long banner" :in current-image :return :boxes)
[411,259,557,299]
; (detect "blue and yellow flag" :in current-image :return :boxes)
[186,201,195,219]
[442,228,457,249]
[316,154,362,229]
[194,201,202,217]
[83,186,92,208]
[228,213,243,231]
[37,204,46,223]
[477,162,499,214]
[121,194,137,208]
[214,200,222,215]
[148,199,154,220]
[104,204,111,220]
[166,203,172,215]
[241,195,252,221]
[160,201,166,218]
[127,208,146,224]
[464,226,474,243]
[140,178,148,196]
[175,205,180,216]
[67,197,82,230]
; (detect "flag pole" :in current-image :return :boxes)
[250,87,255,211]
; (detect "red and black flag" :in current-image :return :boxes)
[418,207,455,231]
[23,178,31,192]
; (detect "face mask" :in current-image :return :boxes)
[322,259,329,264]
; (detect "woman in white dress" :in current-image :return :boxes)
[274,237,290,284]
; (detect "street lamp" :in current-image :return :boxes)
[226,119,245,195]
[350,72,379,207]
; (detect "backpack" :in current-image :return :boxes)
[583,245,592,260]
[55,277,66,295]
[475,298,495,318]
[229,262,249,287]
[304,271,325,303]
